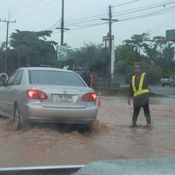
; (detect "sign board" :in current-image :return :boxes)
[103,35,114,41]
[57,45,69,61]
[166,29,175,41]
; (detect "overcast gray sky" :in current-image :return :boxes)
[0,0,175,48]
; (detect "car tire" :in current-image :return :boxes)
[13,105,28,130]
[77,123,92,132]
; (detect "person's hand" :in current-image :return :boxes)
[128,97,131,106]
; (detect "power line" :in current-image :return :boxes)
[61,8,108,22]
[47,20,61,30]
[118,5,175,22]
[61,0,139,22]
[15,0,57,20]
[70,22,107,31]
[62,0,140,24]
[112,0,175,17]
[67,31,92,44]
[146,16,175,34]
[62,0,175,29]
[116,0,174,13]
[65,16,107,27]
[12,0,44,17]
[64,13,107,23]
[10,0,175,32]
[47,0,175,33]
[68,4,175,31]
[11,0,36,15]
[63,4,175,30]
[112,0,140,7]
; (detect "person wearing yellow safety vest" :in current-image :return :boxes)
[128,62,154,128]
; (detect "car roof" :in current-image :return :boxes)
[18,67,73,73]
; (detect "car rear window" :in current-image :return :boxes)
[29,70,86,87]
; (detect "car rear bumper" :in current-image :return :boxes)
[22,103,98,124]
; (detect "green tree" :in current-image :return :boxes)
[9,30,57,68]
[71,44,107,72]
[115,44,143,75]
[124,33,149,53]
[115,34,165,83]
[161,43,175,76]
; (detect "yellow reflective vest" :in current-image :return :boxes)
[132,72,150,97]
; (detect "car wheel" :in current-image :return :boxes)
[13,105,28,130]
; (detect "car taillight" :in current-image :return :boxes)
[26,89,48,100]
[81,93,97,102]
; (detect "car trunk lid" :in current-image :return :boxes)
[30,85,93,109]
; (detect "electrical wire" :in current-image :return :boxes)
[67,31,92,44]
[64,13,107,23]
[67,3,175,31]
[64,0,174,25]
[11,0,175,31]
[118,5,175,22]
[63,0,175,28]
[146,16,175,34]
[64,0,140,22]
[47,20,61,30]
[112,0,140,7]
[7,0,175,39]
[65,16,107,27]
[69,22,107,31]
[12,0,45,17]
[112,0,175,17]
[15,0,57,20]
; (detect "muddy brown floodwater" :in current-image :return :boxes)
[0,96,174,167]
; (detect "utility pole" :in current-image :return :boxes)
[56,0,69,46]
[56,0,70,68]
[0,10,16,72]
[61,0,64,45]
[101,5,117,94]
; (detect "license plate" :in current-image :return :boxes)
[53,94,73,103]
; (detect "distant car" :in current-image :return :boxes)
[169,75,175,87]
[160,76,169,86]
[160,76,175,87]
[0,67,98,130]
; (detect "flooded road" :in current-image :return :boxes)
[0,96,174,167]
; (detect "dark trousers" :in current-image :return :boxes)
[132,99,151,126]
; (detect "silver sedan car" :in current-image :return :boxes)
[0,67,98,129]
